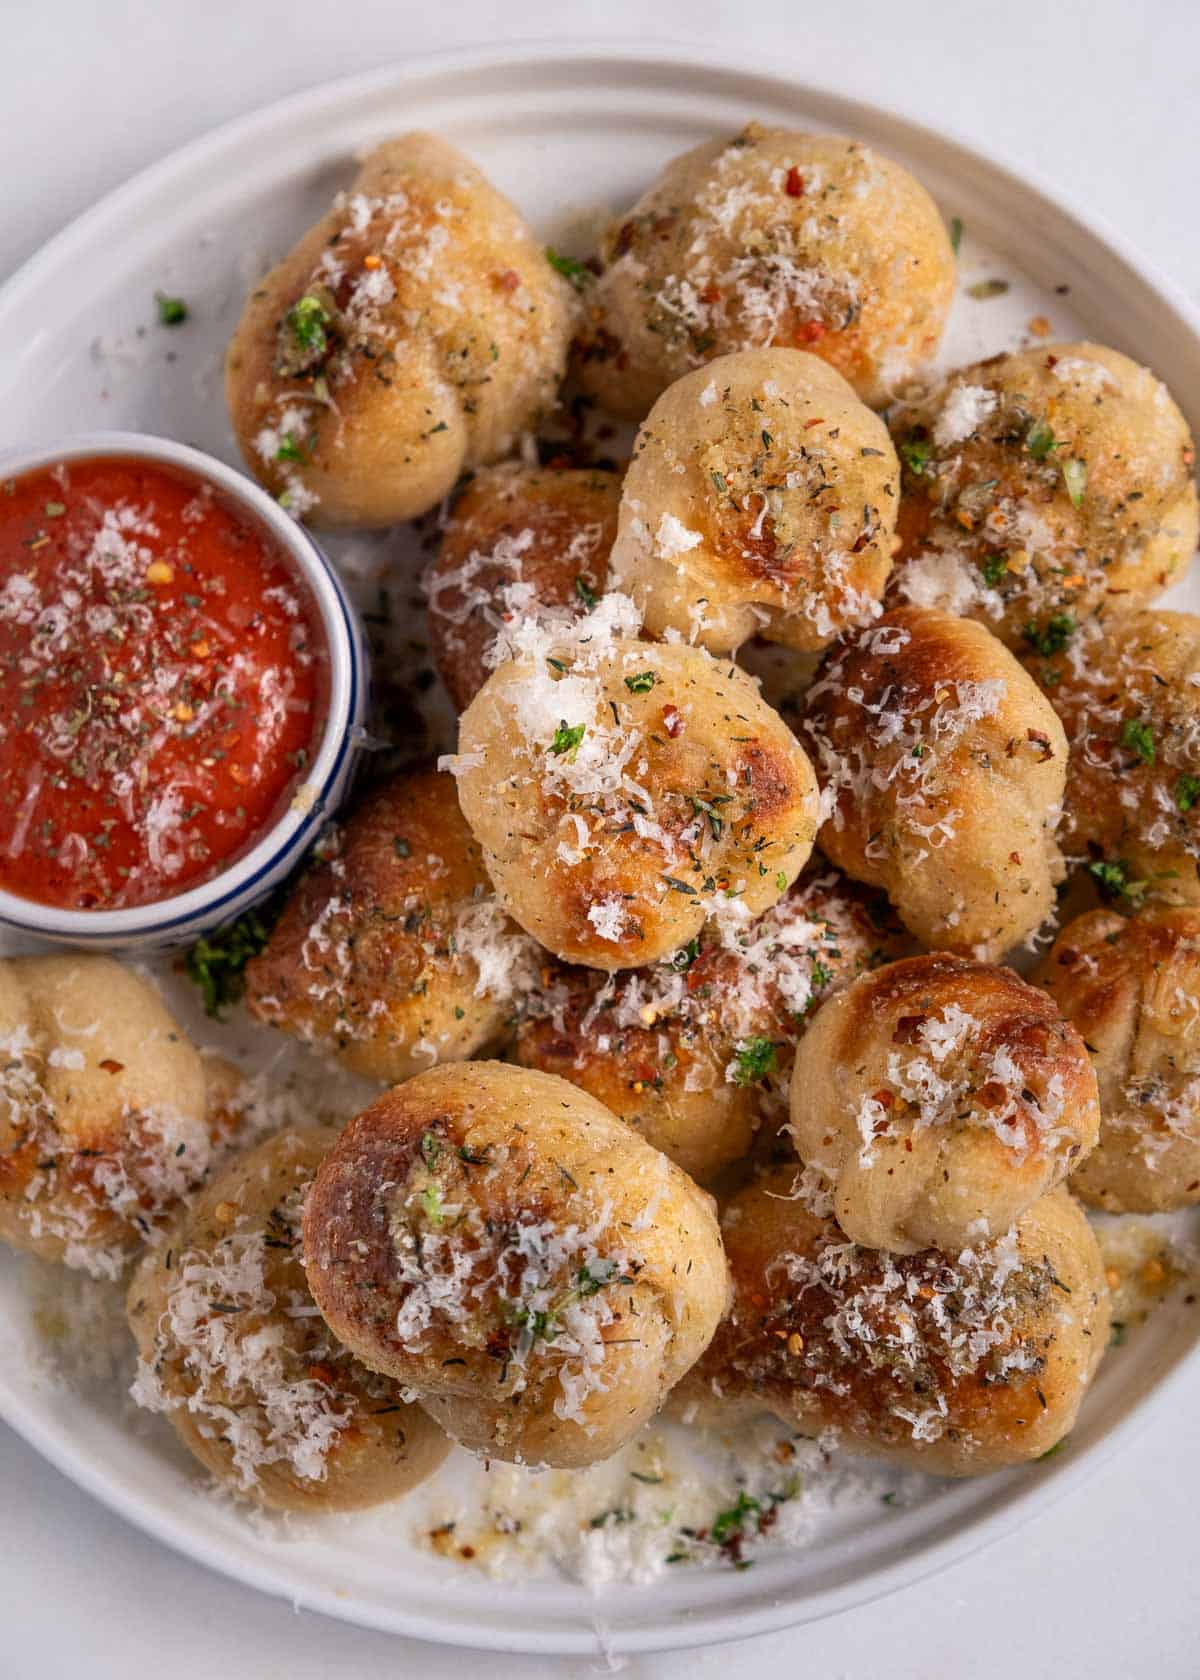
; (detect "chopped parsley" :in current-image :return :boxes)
[184,899,280,1017]
[949,216,963,254]
[899,434,931,476]
[288,293,332,354]
[574,575,597,610]
[624,670,658,694]
[1025,418,1058,461]
[275,433,306,463]
[979,553,1009,587]
[155,291,188,326]
[1174,774,1200,813]
[1119,717,1156,766]
[711,1491,760,1546]
[545,247,592,290]
[550,720,586,757]
[575,1259,617,1297]
[732,1036,778,1086]
[1087,858,1147,907]
[1022,613,1076,657]
[420,1183,445,1224]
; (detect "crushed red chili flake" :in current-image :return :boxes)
[0,456,326,911]
[785,166,805,197]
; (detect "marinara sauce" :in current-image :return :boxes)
[0,456,326,910]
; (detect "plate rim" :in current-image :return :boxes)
[2,34,1199,1656]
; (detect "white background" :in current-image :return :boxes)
[5,2,1200,1675]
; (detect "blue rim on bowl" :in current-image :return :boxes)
[0,431,369,950]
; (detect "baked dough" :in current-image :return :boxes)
[128,1127,448,1510]
[606,350,899,653]
[577,125,954,416]
[226,133,574,526]
[302,1062,729,1468]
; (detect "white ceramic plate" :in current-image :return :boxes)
[2,40,1199,1658]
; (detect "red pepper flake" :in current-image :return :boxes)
[803,417,826,430]
[1026,728,1054,762]
[1009,851,1022,864]
[662,704,684,738]
[700,283,722,304]
[495,269,521,293]
[797,320,826,343]
[99,1059,125,1075]
[785,166,805,197]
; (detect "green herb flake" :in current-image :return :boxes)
[711,1491,760,1546]
[1025,418,1058,461]
[288,292,332,354]
[966,278,1010,300]
[420,1131,441,1169]
[420,1183,445,1225]
[1119,717,1156,766]
[1022,613,1076,658]
[393,836,412,858]
[1174,774,1200,813]
[624,670,658,694]
[550,720,586,757]
[949,216,963,254]
[574,575,597,610]
[155,291,188,326]
[275,433,306,464]
[899,435,931,476]
[711,469,729,494]
[184,900,280,1017]
[732,1036,778,1087]
[980,553,1009,587]
[545,247,592,290]
[1087,858,1147,908]
[575,1259,617,1298]
[43,501,66,518]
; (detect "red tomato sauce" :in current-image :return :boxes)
[0,456,327,910]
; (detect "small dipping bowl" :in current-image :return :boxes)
[0,432,368,951]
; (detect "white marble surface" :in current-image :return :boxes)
[4,1,1200,1674]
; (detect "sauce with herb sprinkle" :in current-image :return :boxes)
[0,456,326,910]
